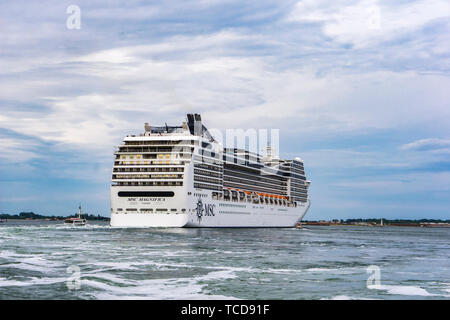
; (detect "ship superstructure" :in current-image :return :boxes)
[110,114,310,227]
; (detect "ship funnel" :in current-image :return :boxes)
[187,113,203,136]
[144,123,151,132]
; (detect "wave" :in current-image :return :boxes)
[326,295,378,300]
[83,269,239,300]
[304,266,362,274]
[0,224,111,232]
[368,284,433,296]
[0,276,67,287]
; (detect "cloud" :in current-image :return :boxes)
[287,0,450,48]
[1,29,449,161]
[332,171,450,193]
[0,135,42,163]
[401,138,450,151]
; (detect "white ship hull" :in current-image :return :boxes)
[110,187,310,228]
[185,200,309,228]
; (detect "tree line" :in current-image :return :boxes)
[0,212,110,221]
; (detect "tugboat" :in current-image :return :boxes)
[64,205,87,226]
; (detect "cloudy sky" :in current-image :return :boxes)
[0,0,449,219]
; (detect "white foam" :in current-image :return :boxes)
[368,285,433,296]
[84,261,141,270]
[327,295,378,300]
[195,269,238,282]
[439,283,450,296]
[82,272,135,285]
[265,268,302,274]
[0,262,52,273]
[330,295,354,300]
[20,256,63,268]
[306,267,349,273]
[0,266,239,299]
[0,250,37,259]
[86,260,194,271]
[0,249,69,277]
[83,269,239,300]
[0,276,67,287]
[306,267,332,272]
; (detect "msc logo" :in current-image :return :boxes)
[195,198,215,223]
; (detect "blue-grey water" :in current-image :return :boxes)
[0,220,449,300]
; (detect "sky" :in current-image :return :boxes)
[0,0,449,220]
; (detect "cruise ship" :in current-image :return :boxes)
[110,114,310,227]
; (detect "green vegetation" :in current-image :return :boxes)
[343,218,450,224]
[0,212,109,221]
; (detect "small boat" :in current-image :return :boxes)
[64,205,87,226]
[0,218,6,223]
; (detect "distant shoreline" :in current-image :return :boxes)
[0,218,110,222]
[0,212,110,221]
[301,220,450,228]
[1,214,448,227]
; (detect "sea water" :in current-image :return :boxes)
[0,221,449,299]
